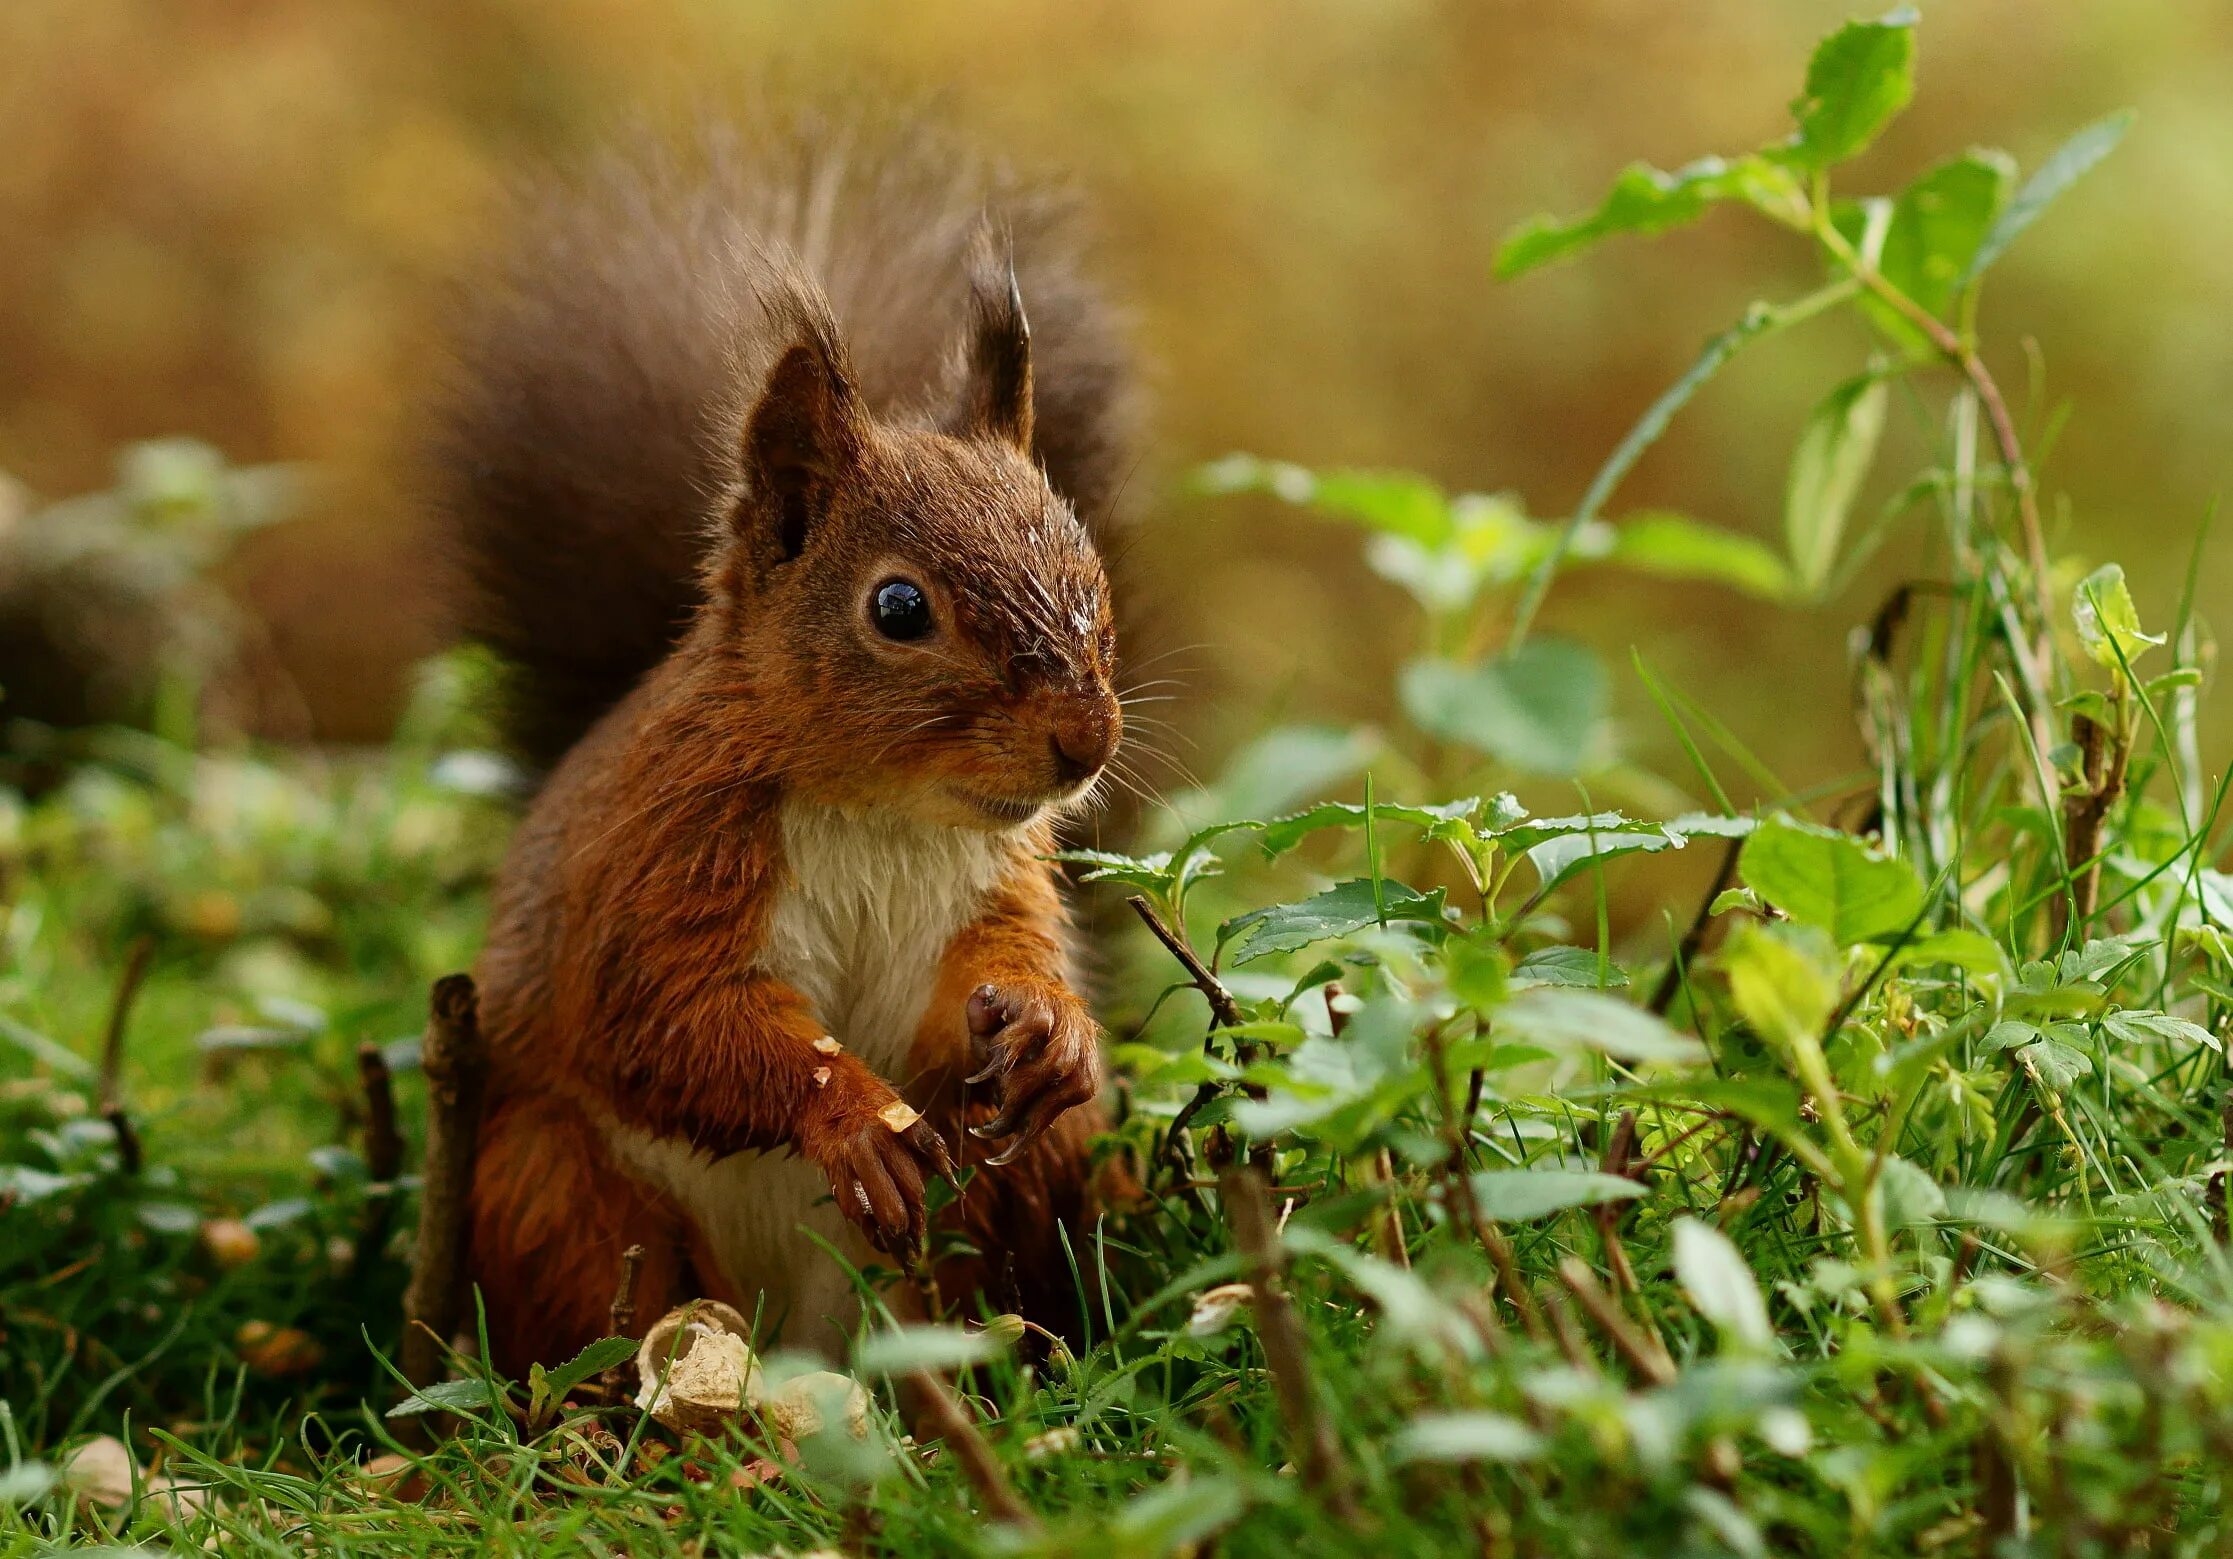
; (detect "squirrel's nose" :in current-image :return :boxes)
[1049,702,1119,788]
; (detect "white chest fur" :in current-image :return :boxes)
[604,801,1010,1348]
[757,800,1011,1072]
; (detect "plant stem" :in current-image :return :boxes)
[1220,1163,1362,1523]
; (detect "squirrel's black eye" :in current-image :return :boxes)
[871,578,933,641]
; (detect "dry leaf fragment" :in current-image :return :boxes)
[877,1100,921,1133]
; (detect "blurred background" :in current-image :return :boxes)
[3,0,2228,797]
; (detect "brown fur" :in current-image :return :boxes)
[436,120,1135,1374]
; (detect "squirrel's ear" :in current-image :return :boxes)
[738,291,863,563]
[947,227,1034,455]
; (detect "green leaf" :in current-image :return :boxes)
[1673,1216,1775,1352]
[1400,639,1607,776]
[1468,1169,1647,1222]
[2021,1037,2093,1092]
[1788,9,1919,171]
[2102,1009,2222,1054]
[1052,847,1177,896]
[1495,154,1805,279]
[1194,455,1452,545]
[1740,816,1926,945]
[1110,1471,1249,1552]
[1496,988,1707,1066]
[1390,1411,1545,1464]
[1254,798,1480,860]
[1512,946,1629,989]
[533,1336,638,1419]
[2072,562,2164,670]
[1964,109,2135,284]
[1876,149,2015,319]
[1599,511,1794,599]
[1220,878,1447,964]
[1722,920,1839,1046]
[1525,820,1682,896]
[1878,1155,1948,1227]
[386,1378,499,1419]
[1784,373,1888,597]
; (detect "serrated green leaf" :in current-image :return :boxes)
[1254,797,1480,860]
[1740,816,1926,945]
[1495,154,1805,279]
[2021,1037,2093,1092]
[1220,878,1447,964]
[386,1378,499,1420]
[1785,373,1888,597]
[1789,9,1919,170]
[1400,640,1607,777]
[537,1336,639,1410]
[1512,946,1628,989]
[1964,109,2135,284]
[1468,1169,1647,1222]
[2073,562,2163,670]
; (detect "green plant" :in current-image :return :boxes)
[8,11,2233,1556]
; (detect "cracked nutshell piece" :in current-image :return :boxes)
[876,1099,921,1133]
[633,1300,763,1434]
[759,1370,871,1442]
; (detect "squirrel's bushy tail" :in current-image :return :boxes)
[428,117,1138,770]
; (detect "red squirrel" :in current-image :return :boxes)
[428,123,1139,1373]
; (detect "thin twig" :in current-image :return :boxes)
[1126,895,1241,1026]
[1649,838,1742,1016]
[401,974,488,1389]
[907,1369,1036,1529]
[1556,1257,1674,1387]
[1220,1164,1361,1523]
[2055,708,2131,940]
[352,1041,404,1274]
[1424,1022,1546,1342]
[602,1244,647,1394]
[96,937,155,1175]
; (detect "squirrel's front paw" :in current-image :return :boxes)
[802,1065,955,1256]
[964,981,1105,1166]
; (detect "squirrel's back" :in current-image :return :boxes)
[430,117,1138,769]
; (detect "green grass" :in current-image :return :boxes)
[10,12,2233,1556]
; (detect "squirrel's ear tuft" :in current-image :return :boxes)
[739,286,864,563]
[947,224,1034,455]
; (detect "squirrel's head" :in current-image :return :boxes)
[707,253,1121,833]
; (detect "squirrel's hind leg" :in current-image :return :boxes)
[468,1088,690,1379]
